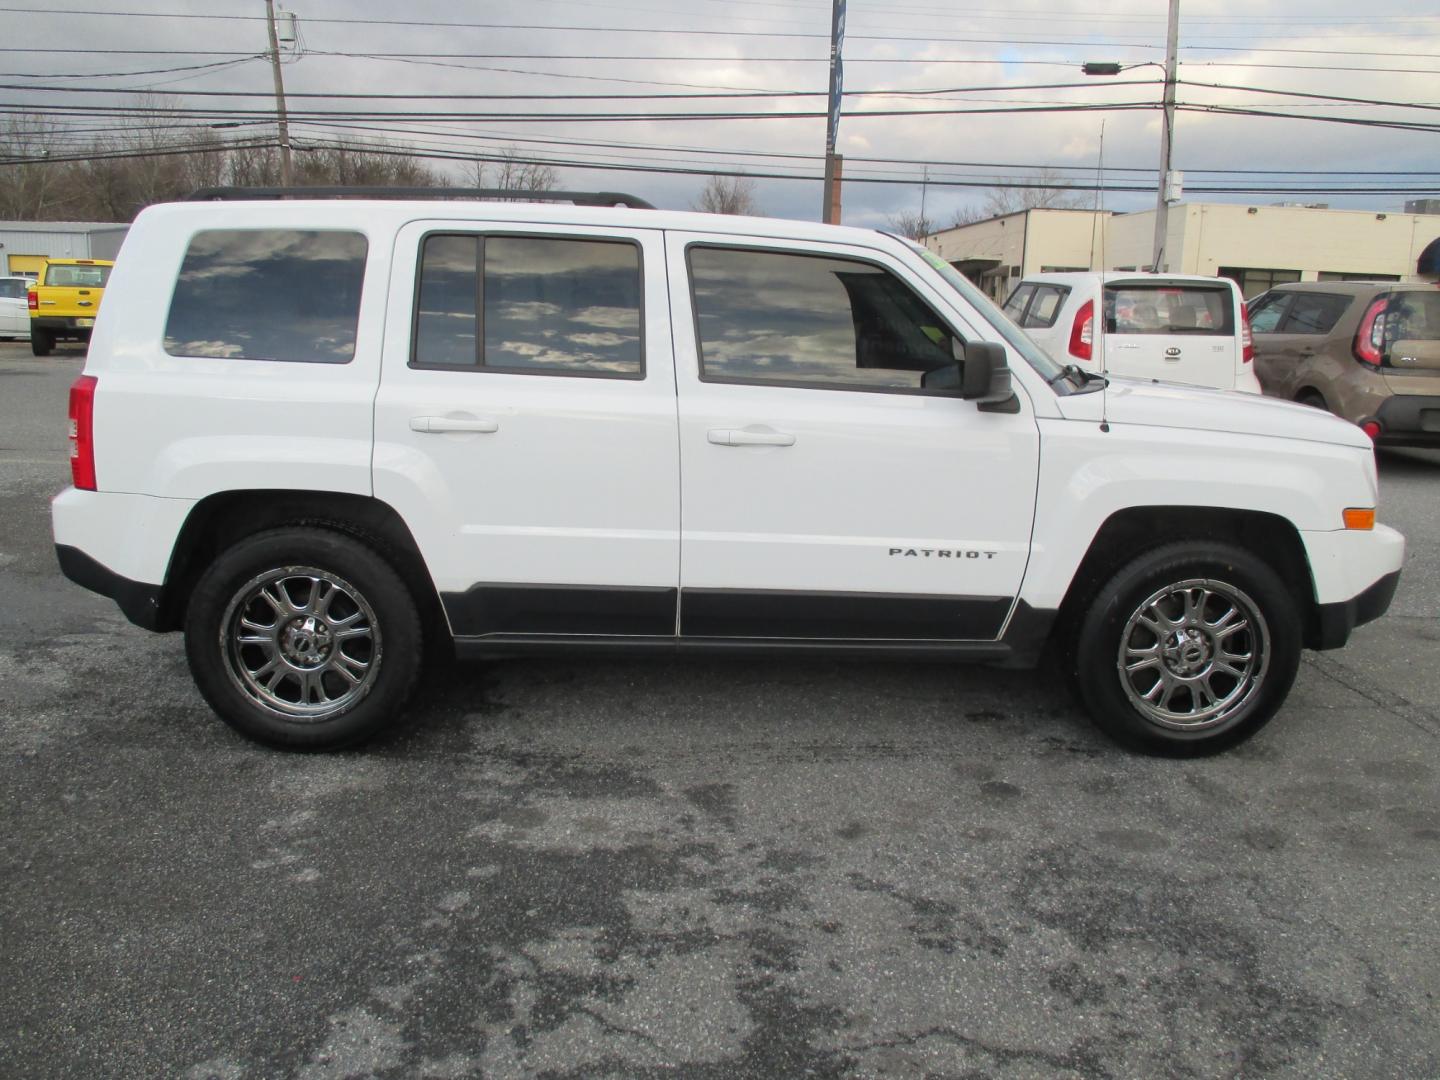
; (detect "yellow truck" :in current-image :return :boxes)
[28,258,114,356]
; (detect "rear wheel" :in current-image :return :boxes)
[185,527,423,750]
[1072,542,1300,755]
[30,329,53,357]
[1295,390,1328,412]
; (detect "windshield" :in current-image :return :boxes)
[908,242,1067,384]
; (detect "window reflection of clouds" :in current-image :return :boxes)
[692,249,923,389]
[163,229,367,363]
[483,237,641,374]
[416,235,478,367]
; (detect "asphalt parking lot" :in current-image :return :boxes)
[2,340,1437,1079]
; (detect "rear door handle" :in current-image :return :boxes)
[410,416,499,434]
[707,428,796,447]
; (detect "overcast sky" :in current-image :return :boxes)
[5,0,1439,227]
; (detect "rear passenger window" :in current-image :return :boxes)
[1022,285,1067,328]
[412,234,643,378]
[164,230,367,363]
[688,246,960,393]
[1105,285,1235,336]
[1279,293,1350,335]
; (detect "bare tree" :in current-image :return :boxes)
[462,147,559,195]
[0,117,68,219]
[886,209,936,241]
[980,167,1084,217]
[693,174,759,216]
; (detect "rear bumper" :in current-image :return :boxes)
[1371,395,1440,448]
[55,544,165,630]
[1311,569,1401,650]
[31,316,95,336]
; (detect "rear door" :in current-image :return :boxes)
[1261,290,1354,399]
[1102,279,1238,389]
[1381,290,1440,394]
[372,220,680,642]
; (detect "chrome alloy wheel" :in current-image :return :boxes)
[1117,578,1270,731]
[220,567,382,721]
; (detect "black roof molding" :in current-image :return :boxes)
[182,187,655,209]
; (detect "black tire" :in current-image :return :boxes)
[1071,542,1301,756]
[1295,390,1328,412]
[30,329,53,357]
[185,526,423,750]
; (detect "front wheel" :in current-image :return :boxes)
[185,527,423,750]
[1072,543,1301,755]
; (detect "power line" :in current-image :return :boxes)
[0,78,1162,102]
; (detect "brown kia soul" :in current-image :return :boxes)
[1249,282,1440,447]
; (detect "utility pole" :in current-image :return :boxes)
[1152,0,1180,271]
[820,0,845,223]
[265,0,293,186]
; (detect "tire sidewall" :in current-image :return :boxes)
[1074,543,1301,756]
[185,527,422,750]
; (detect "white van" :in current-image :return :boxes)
[1004,272,1261,393]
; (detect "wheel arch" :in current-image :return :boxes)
[156,490,448,644]
[1055,505,1324,649]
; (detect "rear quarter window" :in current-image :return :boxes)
[163,229,368,363]
[1105,284,1235,336]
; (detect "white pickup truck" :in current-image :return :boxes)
[52,189,1404,755]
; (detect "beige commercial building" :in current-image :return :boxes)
[925,203,1440,301]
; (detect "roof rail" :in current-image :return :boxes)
[182,186,655,209]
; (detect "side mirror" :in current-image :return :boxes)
[961,341,1017,411]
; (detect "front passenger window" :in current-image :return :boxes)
[689,246,961,393]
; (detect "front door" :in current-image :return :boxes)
[373,221,680,640]
[666,233,1039,642]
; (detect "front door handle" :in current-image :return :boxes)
[410,416,499,434]
[707,428,796,447]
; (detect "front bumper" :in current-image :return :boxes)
[1310,569,1401,650]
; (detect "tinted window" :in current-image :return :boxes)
[1002,283,1034,321]
[690,246,959,392]
[164,230,367,363]
[412,234,642,377]
[0,279,26,299]
[414,235,478,367]
[1280,292,1350,335]
[45,264,111,288]
[1105,285,1235,336]
[1022,285,1067,328]
[1248,291,1289,333]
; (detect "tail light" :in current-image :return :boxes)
[1240,305,1254,363]
[68,375,98,491]
[1353,297,1387,367]
[27,288,37,311]
[1068,299,1094,362]
[1360,420,1382,442]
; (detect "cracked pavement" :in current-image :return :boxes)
[2,345,1437,1078]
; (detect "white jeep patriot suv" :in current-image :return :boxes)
[52,188,1405,755]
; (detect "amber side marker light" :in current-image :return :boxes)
[1343,508,1376,531]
